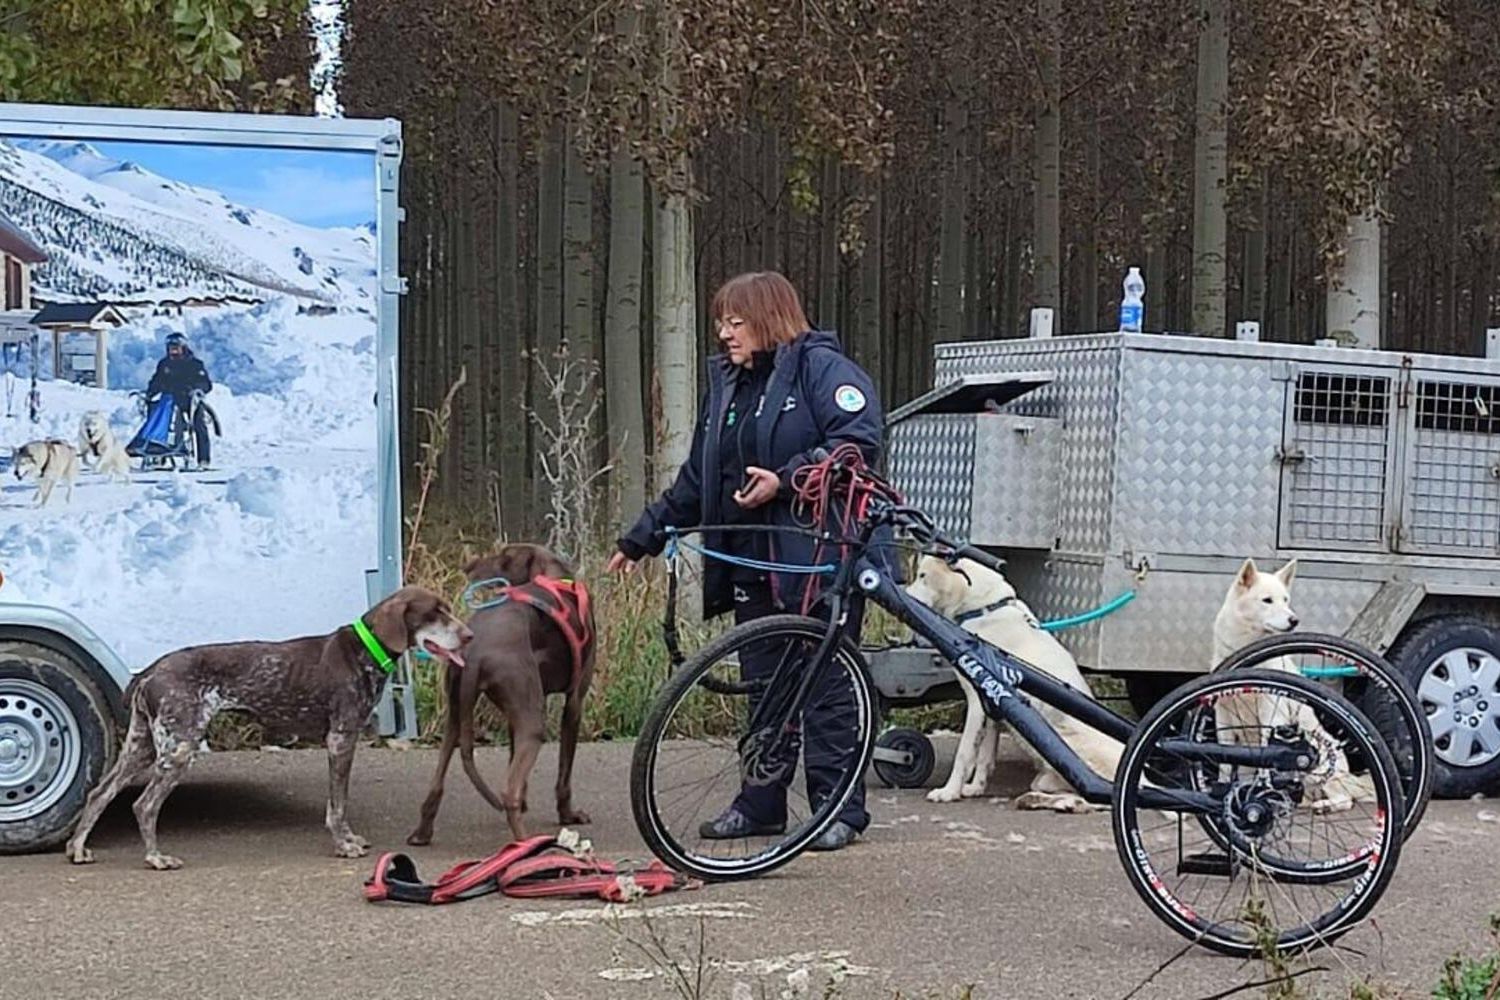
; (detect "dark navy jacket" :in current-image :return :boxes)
[620,329,888,619]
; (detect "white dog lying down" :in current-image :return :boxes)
[905,555,1126,812]
[1213,557,1376,814]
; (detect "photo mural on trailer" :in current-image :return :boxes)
[0,134,381,669]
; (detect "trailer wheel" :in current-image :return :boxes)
[1387,616,1500,799]
[872,728,935,789]
[0,648,114,854]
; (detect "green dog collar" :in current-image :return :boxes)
[352,617,397,673]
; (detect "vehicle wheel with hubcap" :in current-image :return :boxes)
[0,648,114,854]
[1386,616,1500,799]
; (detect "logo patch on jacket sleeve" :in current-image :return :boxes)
[834,384,867,413]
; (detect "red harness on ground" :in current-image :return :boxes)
[505,575,593,691]
[363,834,700,905]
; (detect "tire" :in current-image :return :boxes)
[1214,632,1433,840]
[1386,616,1500,798]
[0,649,114,854]
[631,615,878,882]
[872,728,935,789]
[1123,672,1190,720]
[1112,669,1405,958]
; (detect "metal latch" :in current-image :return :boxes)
[1276,445,1308,466]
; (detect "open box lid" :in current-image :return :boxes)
[885,370,1055,427]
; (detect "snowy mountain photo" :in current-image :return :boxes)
[0,134,382,671]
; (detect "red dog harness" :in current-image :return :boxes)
[363,835,699,905]
[504,575,593,692]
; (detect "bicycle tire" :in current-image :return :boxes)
[630,614,878,882]
[1112,669,1405,958]
[1216,632,1433,839]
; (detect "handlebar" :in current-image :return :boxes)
[871,499,1006,576]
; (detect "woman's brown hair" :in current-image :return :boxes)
[710,271,811,350]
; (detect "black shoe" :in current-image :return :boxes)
[697,808,785,840]
[808,820,859,852]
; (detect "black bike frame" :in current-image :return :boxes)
[759,563,1313,818]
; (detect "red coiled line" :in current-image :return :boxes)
[788,443,902,614]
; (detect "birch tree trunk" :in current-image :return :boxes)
[493,104,526,539]
[1191,0,1228,337]
[1032,0,1061,314]
[937,67,970,341]
[534,127,564,514]
[605,143,647,522]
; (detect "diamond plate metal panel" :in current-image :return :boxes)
[969,414,1063,549]
[998,552,1106,668]
[933,338,1122,554]
[1111,350,1284,555]
[1098,564,1382,674]
[887,414,974,540]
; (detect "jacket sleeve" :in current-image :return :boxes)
[775,349,884,495]
[146,360,167,398]
[193,360,212,394]
[619,389,710,559]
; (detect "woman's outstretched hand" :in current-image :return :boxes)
[607,550,638,574]
[734,466,780,509]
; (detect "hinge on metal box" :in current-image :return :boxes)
[383,275,410,295]
[1396,356,1414,409]
[1275,444,1307,466]
[1388,522,1405,550]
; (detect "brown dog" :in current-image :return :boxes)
[406,543,596,845]
[65,586,471,869]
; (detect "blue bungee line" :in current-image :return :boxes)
[663,527,839,576]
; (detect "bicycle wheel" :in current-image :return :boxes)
[1217,632,1433,840]
[631,614,878,882]
[1112,669,1404,958]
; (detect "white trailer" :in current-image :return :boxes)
[0,101,413,853]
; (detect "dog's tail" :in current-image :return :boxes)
[454,660,508,815]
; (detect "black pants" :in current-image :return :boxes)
[728,580,870,833]
[175,396,210,465]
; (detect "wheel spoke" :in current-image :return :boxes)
[1474,656,1500,695]
[1447,725,1479,765]
[1442,650,1478,687]
[1418,670,1458,707]
[1475,716,1500,758]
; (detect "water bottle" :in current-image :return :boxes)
[1119,266,1145,333]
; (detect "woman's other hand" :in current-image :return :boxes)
[734,466,780,509]
[607,550,639,574]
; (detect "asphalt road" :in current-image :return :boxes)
[6,737,1498,1000]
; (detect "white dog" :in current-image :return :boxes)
[1213,557,1375,813]
[906,555,1128,812]
[77,411,131,483]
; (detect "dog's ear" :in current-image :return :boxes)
[1236,558,1258,591]
[1274,558,1297,589]
[366,588,414,651]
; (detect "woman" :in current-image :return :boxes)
[608,270,884,852]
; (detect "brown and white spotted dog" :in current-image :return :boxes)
[64,586,472,870]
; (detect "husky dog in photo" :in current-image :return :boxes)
[1213,557,1375,813]
[12,439,80,507]
[78,411,131,483]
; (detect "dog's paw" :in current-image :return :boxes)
[959,781,988,798]
[559,808,591,826]
[1309,795,1354,816]
[65,843,95,865]
[334,836,370,858]
[144,852,183,871]
[926,787,962,803]
[1012,791,1050,811]
[405,829,432,847]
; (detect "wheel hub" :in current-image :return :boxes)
[1223,781,1289,841]
[0,680,80,821]
[1419,648,1500,768]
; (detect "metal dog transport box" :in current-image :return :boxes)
[876,331,1500,797]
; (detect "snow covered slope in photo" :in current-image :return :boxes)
[0,138,375,308]
[0,139,383,671]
